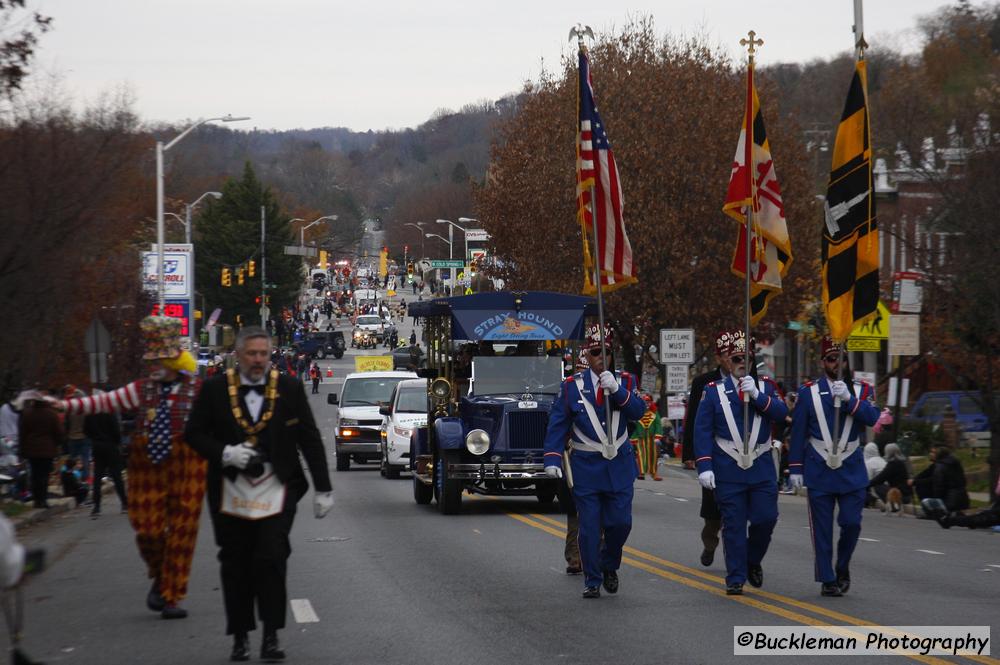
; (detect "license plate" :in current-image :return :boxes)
[517,400,538,409]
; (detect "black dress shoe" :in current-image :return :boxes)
[920,498,948,521]
[582,586,600,599]
[230,633,250,662]
[726,583,743,596]
[836,567,851,594]
[602,570,619,594]
[565,564,582,575]
[260,632,285,662]
[821,582,843,597]
[747,563,763,588]
[146,579,165,612]
[700,548,714,567]
[161,603,188,619]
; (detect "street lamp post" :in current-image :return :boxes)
[182,191,222,349]
[299,214,338,247]
[404,222,425,257]
[425,232,453,294]
[156,115,249,314]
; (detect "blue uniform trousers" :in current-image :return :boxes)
[573,484,633,589]
[716,480,778,586]
[806,486,865,584]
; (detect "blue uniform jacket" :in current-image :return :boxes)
[789,377,880,493]
[694,376,788,485]
[543,370,645,492]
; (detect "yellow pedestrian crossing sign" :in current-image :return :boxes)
[846,301,889,351]
[464,287,473,295]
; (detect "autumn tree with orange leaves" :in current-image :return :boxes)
[474,19,819,374]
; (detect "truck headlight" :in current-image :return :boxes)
[465,429,490,456]
[431,378,451,399]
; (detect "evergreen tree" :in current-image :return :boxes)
[195,162,301,328]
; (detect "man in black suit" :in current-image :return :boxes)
[186,327,334,662]
[682,331,731,567]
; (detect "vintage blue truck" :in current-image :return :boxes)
[406,291,596,514]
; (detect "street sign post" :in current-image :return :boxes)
[430,259,465,268]
[658,329,695,364]
[84,318,112,385]
[888,314,920,357]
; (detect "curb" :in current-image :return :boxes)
[10,480,118,532]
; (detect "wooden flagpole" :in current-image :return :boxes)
[740,31,763,466]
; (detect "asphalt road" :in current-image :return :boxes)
[7,317,1000,664]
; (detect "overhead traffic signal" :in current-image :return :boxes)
[237,267,245,285]
[248,260,255,277]
[221,267,231,287]
[470,259,478,275]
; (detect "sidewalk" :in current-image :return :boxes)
[7,478,118,531]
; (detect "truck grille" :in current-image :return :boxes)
[506,411,549,450]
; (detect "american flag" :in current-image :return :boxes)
[577,49,636,295]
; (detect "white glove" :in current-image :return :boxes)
[698,470,716,490]
[790,474,804,490]
[598,370,619,392]
[0,515,25,588]
[830,380,850,400]
[222,443,255,469]
[545,465,563,479]
[740,376,760,400]
[314,491,334,518]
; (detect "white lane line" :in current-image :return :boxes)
[916,549,945,555]
[473,529,482,535]
[987,564,1000,569]
[673,497,688,502]
[290,599,319,623]
[859,537,880,542]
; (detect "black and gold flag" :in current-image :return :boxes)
[822,59,879,342]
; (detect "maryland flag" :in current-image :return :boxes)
[722,60,792,325]
[822,59,879,342]
[576,48,636,295]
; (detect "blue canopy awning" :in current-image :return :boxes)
[407,291,598,341]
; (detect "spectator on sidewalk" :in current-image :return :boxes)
[863,443,886,507]
[18,391,63,509]
[84,389,128,517]
[61,457,88,505]
[64,386,92,485]
[868,443,913,510]
[910,445,970,513]
[922,474,1000,529]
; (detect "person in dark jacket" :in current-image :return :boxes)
[83,389,128,517]
[868,442,912,508]
[17,392,64,509]
[910,445,969,512]
[922,474,1000,529]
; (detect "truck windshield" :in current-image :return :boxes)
[341,377,407,406]
[471,357,564,395]
[396,387,427,413]
[356,316,381,326]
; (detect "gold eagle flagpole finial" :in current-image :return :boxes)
[568,23,595,50]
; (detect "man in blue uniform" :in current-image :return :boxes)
[543,331,646,598]
[694,330,787,596]
[789,336,879,597]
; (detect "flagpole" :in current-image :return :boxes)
[739,31,763,465]
[832,1,868,454]
[573,28,616,452]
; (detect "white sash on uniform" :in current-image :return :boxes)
[808,382,862,470]
[714,379,769,470]
[571,375,626,460]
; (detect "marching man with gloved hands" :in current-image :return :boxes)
[789,336,879,597]
[694,330,787,596]
[542,328,645,599]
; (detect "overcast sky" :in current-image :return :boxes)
[33,0,952,132]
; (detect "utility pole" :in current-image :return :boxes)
[260,205,267,328]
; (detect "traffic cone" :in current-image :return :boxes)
[326,368,334,377]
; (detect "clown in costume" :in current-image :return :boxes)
[60,316,207,619]
[630,394,663,480]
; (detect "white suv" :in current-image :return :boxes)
[378,378,427,479]
[354,314,385,341]
[328,370,417,471]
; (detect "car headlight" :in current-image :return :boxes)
[393,425,413,438]
[465,429,490,456]
[431,378,451,399]
[340,418,358,426]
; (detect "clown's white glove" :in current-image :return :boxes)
[598,371,619,392]
[698,470,716,490]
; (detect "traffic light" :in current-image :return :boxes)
[404,244,409,254]
[221,267,231,287]
[407,262,414,277]
[248,260,255,277]
[237,267,245,285]
[470,259,478,275]
[255,296,261,304]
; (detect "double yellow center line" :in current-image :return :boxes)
[494,504,995,665]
